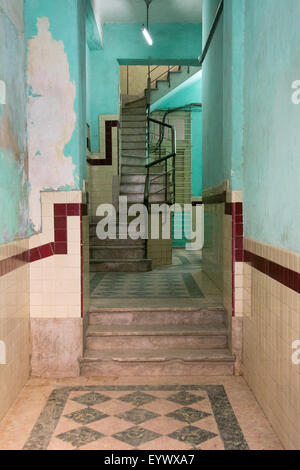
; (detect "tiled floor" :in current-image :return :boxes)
[90,249,222,308]
[0,376,283,450]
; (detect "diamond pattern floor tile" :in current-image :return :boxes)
[56,426,104,448]
[118,391,157,407]
[169,425,217,447]
[166,391,205,406]
[117,407,160,425]
[72,392,111,406]
[166,407,211,424]
[113,426,161,447]
[64,407,108,425]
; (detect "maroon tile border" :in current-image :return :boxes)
[244,250,300,294]
[87,120,119,166]
[0,202,88,318]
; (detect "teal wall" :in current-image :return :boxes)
[87,23,202,152]
[243,0,300,252]
[202,0,300,252]
[25,0,87,188]
[202,0,223,190]
[0,2,29,243]
[151,71,203,197]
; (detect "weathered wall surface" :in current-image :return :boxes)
[0,0,29,244]
[25,0,87,232]
[0,0,31,423]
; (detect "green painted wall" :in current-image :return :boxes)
[202,0,223,191]
[87,23,202,152]
[151,71,203,197]
[0,1,30,244]
[243,0,300,252]
[25,0,87,189]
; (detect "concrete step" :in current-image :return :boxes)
[122,155,146,167]
[79,348,235,377]
[119,192,166,203]
[86,324,228,351]
[121,174,166,184]
[89,307,227,326]
[90,258,152,273]
[122,164,147,175]
[122,142,147,150]
[122,115,147,122]
[90,245,145,260]
[125,97,146,108]
[121,121,147,128]
[122,107,146,115]
[120,183,163,194]
[122,134,146,143]
[122,149,146,157]
[121,127,146,136]
[89,235,145,247]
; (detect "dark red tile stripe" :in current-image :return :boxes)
[87,120,119,166]
[244,250,300,294]
[0,203,84,276]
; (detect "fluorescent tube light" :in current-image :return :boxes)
[142,25,153,46]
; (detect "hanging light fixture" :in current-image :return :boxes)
[142,0,153,46]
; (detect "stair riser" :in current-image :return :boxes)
[90,248,145,260]
[122,115,147,122]
[121,128,146,136]
[121,166,147,174]
[121,194,166,203]
[121,121,147,128]
[122,157,146,167]
[86,335,228,351]
[122,150,146,157]
[89,237,145,247]
[122,108,146,115]
[121,175,166,184]
[90,260,152,273]
[89,310,226,326]
[122,135,146,143]
[120,183,164,194]
[122,143,147,150]
[80,361,234,377]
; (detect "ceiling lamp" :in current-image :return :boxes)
[142,0,153,46]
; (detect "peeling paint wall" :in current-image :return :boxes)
[25,0,87,232]
[0,0,30,243]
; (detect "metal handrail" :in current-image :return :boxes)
[144,117,176,209]
[150,65,180,86]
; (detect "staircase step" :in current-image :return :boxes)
[89,236,145,247]
[90,246,145,260]
[120,193,167,203]
[120,183,163,194]
[122,156,146,167]
[90,258,152,272]
[122,142,147,150]
[86,324,228,351]
[122,149,146,157]
[122,115,147,122]
[125,97,146,108]
[122,164,147,174]
[121,121,147,128]
[89,307,227,326]
[122,134,146,143]
[122,107,146,115]
[79,348,235,377]
[121,127,146,135]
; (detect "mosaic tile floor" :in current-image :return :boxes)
[0,377,283,450]
[90,249,222,308]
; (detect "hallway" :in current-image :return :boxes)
[0,376,282,450]
[90,249,221,308]
[0,0,299,452]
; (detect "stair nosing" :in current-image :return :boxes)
[86,324,228,337]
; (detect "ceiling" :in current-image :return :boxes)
[94,0,202,24]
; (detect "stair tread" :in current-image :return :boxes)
[81,348,235,363]
[87,324,228,337]
[90,258,151,263]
